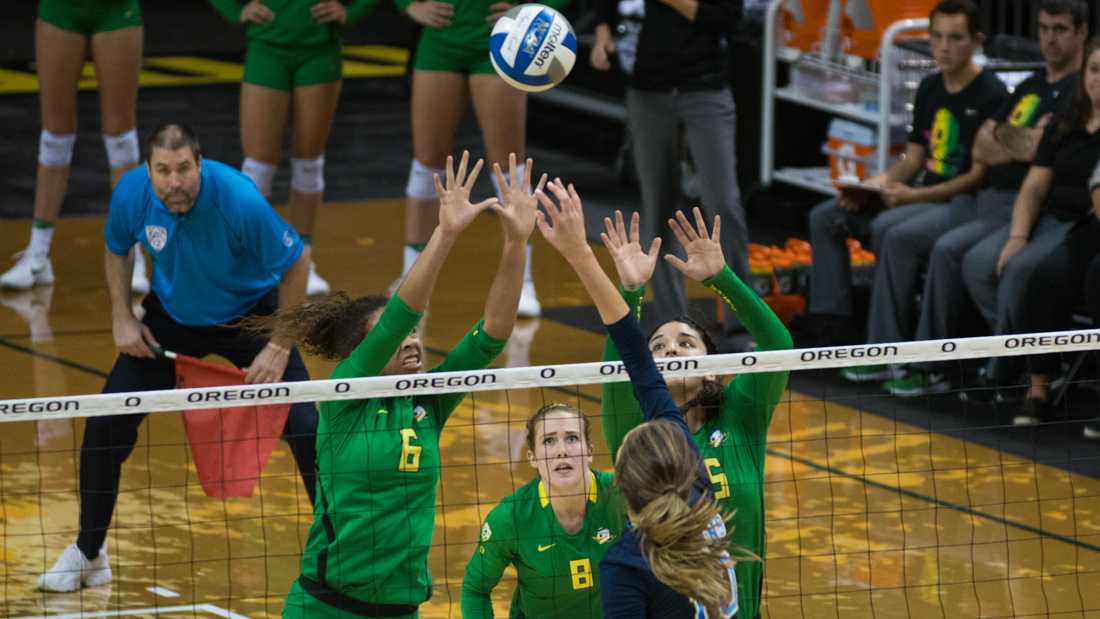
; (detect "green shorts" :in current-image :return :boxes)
[243,39,343,91]
[412,31,493,75]
[38,0,142,35]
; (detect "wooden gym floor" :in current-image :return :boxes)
[0,201,1098,618]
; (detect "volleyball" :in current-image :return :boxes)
[489,4,577,93]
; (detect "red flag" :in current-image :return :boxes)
[174,354,291,499]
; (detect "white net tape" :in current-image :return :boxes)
[2,329,1098,422]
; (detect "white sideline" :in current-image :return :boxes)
[1,329,1098,423]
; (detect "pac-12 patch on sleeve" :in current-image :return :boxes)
[481,522,492,542]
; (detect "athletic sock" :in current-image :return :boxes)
[29,220,54,258]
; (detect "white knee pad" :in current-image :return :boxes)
[242,157,277,197]
[103,129,139,169]
[490,161,527,201]
[406,159,443,201]
[38,130,76,167]
[291,156,325,194]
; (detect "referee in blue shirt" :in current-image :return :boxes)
[39,123,318,592]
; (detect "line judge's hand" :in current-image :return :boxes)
[664,207,725,282]
[113,313,160,359]
[434,150,499,237]
[244,342,290,384]
[239,1,274,24]
[406,0,454,28]
[601,210,661,290]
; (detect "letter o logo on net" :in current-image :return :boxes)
[741,355,757,367]
[125,396,142,407]
[335,382,350,393]
[941,341,957,353]
[540,368,556,379]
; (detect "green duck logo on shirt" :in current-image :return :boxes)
[709,430,728,448]
[413,406,427,423]
[480,522,492,542]
[1009,94,1042,127]
[927,108,960,177]
[592,528,614,545]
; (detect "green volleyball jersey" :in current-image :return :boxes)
[461,470,625,618]
[209,0,375,47]
[295,294,505,612]
[600,265,792,619]
[395,0,570,52]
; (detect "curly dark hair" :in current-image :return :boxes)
[648,315,724,420]
[240,293,389,360]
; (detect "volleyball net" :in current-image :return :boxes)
[2,330,1100,618]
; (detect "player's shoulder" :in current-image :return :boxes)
[593,468,616,489]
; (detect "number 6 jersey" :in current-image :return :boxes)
[286,294,505,618]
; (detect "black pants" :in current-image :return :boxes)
[1014,219,1100,378]
[76,291,318,560]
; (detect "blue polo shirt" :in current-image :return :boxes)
[104,159,303,326]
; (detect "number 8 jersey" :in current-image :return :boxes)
[462,469,625,618]
[285,295,505,618]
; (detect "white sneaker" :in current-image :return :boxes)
[517,280,541,318]
[38,544,111,592]
[0,251,54,290]
[307,263,331,296]
[131,261,150,296]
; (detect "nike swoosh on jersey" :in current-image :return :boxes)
[537,544,555,552]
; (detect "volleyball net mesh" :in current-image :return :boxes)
[2,330,1100,618]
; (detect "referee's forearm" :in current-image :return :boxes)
[104,248,134,319]
[275,248,311,342]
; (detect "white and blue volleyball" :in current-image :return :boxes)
[489,4,577,93]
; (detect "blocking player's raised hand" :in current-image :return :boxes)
[434,150,498,238]
[664,207,724,282]
[491,153,546,244]
[602,210,661,291]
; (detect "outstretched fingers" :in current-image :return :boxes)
[463,157,484,192]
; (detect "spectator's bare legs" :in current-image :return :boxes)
[288,80,342,294]
[402,70,467,283]
[469,73,539,317]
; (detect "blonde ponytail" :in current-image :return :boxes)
[617,420,749,618]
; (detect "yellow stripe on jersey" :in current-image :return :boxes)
[538,470,600,507]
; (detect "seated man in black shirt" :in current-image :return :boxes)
[807,0,1005,365]
[880,0,1087,397]
[963,39,1100,425]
